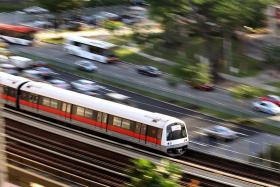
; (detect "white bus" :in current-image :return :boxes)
[65,36,119,63]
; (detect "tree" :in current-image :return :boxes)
[128,159,182,187]
[36,0,86,28]
[146,0,274,80]
[103,20,124,34]
[173,62,212,85]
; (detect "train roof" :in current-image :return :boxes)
[66,36,116,49]
[21,81,183,128]
[0,72,30,88]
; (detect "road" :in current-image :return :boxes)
[8,44,280,171]
[10,44,258,116]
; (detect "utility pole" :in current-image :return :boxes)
[0,73,7,187]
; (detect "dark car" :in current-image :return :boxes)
[136,66,162,77]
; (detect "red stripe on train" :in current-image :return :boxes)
[19,99,161,145]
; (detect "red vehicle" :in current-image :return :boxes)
[0,23,38,45]
[260,95,280,106]
[188,81,215,91]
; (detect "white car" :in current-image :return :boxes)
[0,64,18,75]
[203,125,238,140]
[48,79,70,89]
[71,79,101,92]
[253,101,280,115]
[34,67,57,78]
[22,70,43,81]
[75,60,98,72]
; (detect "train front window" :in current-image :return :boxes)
[167,123,187,141]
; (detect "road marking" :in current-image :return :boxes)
[193,131,207,136]
[191,141,208,147]
[215,142,231,148]
[242,139,259,145]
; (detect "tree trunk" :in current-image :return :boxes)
[223,33,233,72]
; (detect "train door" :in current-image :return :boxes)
[61,102,71,121]
[133,122,141,142]
[139,124,147,144]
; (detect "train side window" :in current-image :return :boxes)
[140,124,147,135]
[50,99,58,109]
[134,122,141,134]
[8,88,16,97]
[85,109,92,118]
[20,91,27,100]
[97,112,102,122]
[121,119,130,130]
[31,94,39,104]
[157,129,162,139]
[62,103,67,112]
[102,113,108,124]
[42,97,51,107]
[147,126,157,138]
[76,106,85,116]
[113,116,122,127]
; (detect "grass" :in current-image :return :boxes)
[40,37,65,45]
[268,81,280,89]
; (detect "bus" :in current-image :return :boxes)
[65,36,119,63]
[0,24,38,46]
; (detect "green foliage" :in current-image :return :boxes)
[264,44,280,67]
[103,20,124,33]
[128,159,182,187]
[86,0,128,7]
[174,63,212,85]
[230,85,265,99]
[36,0,85,13]
[166,76,180,88]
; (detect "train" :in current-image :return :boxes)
[0,72,189,156]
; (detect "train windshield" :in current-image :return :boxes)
[167,123,187,141]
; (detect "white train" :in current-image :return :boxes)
[0,72,189,156]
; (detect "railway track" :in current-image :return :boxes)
[3,108,279,187]
[5,120,226,187]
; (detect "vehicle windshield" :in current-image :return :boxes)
[167,123,187,141]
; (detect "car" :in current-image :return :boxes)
[71,79,101,92]
[253,101,280,115]
[75,60,98,72]
[121,15,141,25]
[260,95,280,107]
[203,125,238,141]
[48,79,71,89]
[32,61,48,67]
[103,92,135,106]
[21,70,43,81]
[98,11,121,21]
[188,81,215,91]
[136,66,162,77]
[0,64,19,75]
[34,67,57,78]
